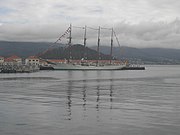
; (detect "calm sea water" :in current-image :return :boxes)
[0,65,180,135]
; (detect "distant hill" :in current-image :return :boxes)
[0,41,60,58]
[39,44,112,60]
[91,46,180,64]
[1,41,180,64]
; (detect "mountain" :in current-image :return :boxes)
[1,41,180,64]
[39,44,112,60]
[91,46,180,64]
[0,41,60,58]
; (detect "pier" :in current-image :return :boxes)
[121,65,145,70]
[0,64,39,73]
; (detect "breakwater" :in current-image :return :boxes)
[0,64,39,73]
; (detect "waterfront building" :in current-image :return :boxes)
[4,55,22,65]
[0,56,4,64]
[25,56,40,66]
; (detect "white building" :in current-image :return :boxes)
[4,55,22,65]
[0,56,4,64]
[25,56,40,66]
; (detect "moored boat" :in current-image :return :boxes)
[47,24,126,70]
[52,60,125,70]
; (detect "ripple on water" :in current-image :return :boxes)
[0,67,180,135]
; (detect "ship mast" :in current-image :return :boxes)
[110,28,113,64]
[83,25,87,59]
[97,26,101,65]
[68,24,72,62]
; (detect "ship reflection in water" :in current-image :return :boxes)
[65,71,115,121]
[0,65,180,135]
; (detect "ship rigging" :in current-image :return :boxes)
[41,24,126,70]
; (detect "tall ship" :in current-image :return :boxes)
[46,24,126,70]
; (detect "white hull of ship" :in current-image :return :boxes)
[52,63,125,70]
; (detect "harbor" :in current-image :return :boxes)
[0,25,146,73]
[0,63,145,73]
[1,0,180,135]
[0,55,145,73]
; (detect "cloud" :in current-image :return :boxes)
[114,19,180,48]
[0,0,180,48]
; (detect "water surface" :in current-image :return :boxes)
[0,65,180,135]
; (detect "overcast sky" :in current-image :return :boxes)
[0,0,180,48]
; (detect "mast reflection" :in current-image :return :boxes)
[96,71,101,112]
[82,71,87,118]
[110,71,114,110]
[64,71,115,121]
[66,71,73,120]
[82,71,87,109]
[96,85,100,111]
[110,78,113,110]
